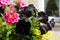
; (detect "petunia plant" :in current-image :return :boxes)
[0,0,58,40]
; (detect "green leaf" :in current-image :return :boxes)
[6,25,12,30]
[2,22,6,25]
[32,36,39,40]
[6,7,10,13]
[7,30,12,36]
[15,0,18,3]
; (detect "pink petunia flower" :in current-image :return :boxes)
[15,0,27,7]
[19,0,27,7]
[0,0,9,7]
[5,7,20,25]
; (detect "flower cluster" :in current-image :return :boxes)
[4,6,20,24]
[0,0,9,7]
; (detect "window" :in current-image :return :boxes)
[44,0,59,17]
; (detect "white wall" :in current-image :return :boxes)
[26,0,39,11]
[24,0,45,12]
[38,0,44,12]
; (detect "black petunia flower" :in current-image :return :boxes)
[38,11,48,23]
[16,20,31,35]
